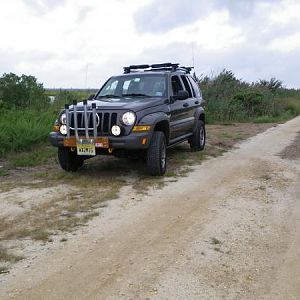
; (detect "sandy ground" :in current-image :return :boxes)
[1,117,300,299]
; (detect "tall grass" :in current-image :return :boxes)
[0,109,56,156]
[0,90,91,157]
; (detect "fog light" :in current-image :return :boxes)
[111,125,121,136]
[60,125,67,135]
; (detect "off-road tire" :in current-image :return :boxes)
[146,131,167,176]
[58,148,84,172]
[189,120,206,151]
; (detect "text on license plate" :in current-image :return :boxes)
[76,144,96,156]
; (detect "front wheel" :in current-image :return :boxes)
[58,148,84,172]
[146,131,167,176]
[189,120,206,151]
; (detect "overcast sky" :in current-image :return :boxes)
[0,0,300,88]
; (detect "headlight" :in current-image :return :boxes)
[121,112,136,126]
[60,113,67,125]
[60,125,67,135]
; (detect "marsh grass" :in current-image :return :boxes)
[0,109,56,156]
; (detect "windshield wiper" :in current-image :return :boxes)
[122,93,151,97]
[96,94,119,99]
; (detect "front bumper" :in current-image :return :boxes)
[49,131,152,150]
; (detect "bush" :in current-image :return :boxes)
[195,69,299,123]
[0,73,49,110]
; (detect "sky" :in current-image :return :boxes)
[0,0,300,89]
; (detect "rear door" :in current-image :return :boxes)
[179,75,197,134]
[169,75,194,139]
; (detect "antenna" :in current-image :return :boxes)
[84,63,89,89]
[192,43,195,69]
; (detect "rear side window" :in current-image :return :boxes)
[171,76,183,96]
[188,77,201,98]
[180,75,193,98]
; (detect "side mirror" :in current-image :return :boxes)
[177,90,189,100]
[87,94,95,100]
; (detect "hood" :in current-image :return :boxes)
[70,97,166,112]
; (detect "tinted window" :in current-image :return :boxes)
[171,76,183,96]
[188,77,201,98]
[180,75,192,98]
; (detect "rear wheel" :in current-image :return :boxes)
[189,120,206,151]
[146,131,167,176]
[58,148,84,172]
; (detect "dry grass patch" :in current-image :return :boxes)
[0,246,24,263]
[0,180,124,245]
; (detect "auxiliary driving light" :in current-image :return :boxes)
[111,125,121,136]
[60,125,67,135]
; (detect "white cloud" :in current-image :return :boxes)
[0,0,299,88]
[269,32,300,52]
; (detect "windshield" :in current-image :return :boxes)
[96,75,167,100]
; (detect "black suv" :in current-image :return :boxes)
[49,63,205,176]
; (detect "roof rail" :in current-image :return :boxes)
[123,63,193,74]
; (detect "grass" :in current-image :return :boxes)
[0,246,24,274]
[253,113,292,123]
[0,178,123,243]
[0,109,56,157]
[218,132,244,140]
[8,145,56,167]
[0,246,24,263]
[0,168,9,176]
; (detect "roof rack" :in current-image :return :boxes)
[123,63,193,74]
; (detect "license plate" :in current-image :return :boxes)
[77,140,96,156]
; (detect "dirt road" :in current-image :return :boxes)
[1,117,300,299]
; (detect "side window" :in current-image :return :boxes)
[188,77,201,98]
[180,75,193,98]
[171,76,183,96]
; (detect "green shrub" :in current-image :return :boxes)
[0,73,48,110]
[196,69,300,123]
[0,109,56,156]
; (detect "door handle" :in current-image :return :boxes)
[195,101,199,104]
[183,103,189,108]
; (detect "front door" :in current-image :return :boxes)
[169,75,195,139]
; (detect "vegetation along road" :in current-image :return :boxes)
[0,116,299,299]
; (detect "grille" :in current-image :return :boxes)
[69,111,118,135]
